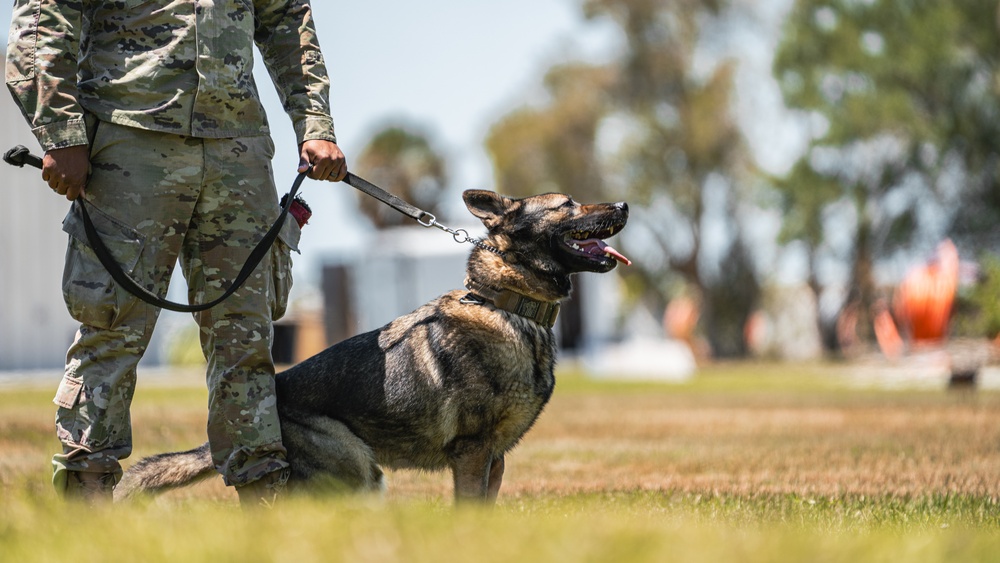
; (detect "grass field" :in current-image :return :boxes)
[3,362,1000,562]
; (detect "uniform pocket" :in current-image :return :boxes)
[53,374,84,409]
[268,217,300,321]
[61,202,146,329]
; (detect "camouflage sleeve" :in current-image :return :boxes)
[5,0,89,150]
[254,0,337,146]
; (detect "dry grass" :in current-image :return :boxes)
[507,391,1000,499]
[4,364,1000,502]
[3,362,1000,561]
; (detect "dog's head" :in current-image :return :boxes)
[463,190,630,275]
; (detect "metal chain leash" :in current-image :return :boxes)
[416,211,506,258]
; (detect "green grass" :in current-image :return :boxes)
[3,491,1000,562]
[3,362,1000,562]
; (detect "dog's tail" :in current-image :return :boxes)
[114,442,216,501]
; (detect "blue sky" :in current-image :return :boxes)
[304,1,618,184]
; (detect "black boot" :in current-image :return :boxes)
[235,467,290,509]
[64,471,115,506]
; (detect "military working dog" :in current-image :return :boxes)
[116,189,630,503]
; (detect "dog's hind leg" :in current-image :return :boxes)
[281,414,384,493]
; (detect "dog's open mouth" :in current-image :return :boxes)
[562,227,632,266]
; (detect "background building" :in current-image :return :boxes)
[0,60,80,370]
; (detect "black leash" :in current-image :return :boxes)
[85,171,307,313]
[5,144,504,312]
[343,172,429,224]
[5,144,307,313]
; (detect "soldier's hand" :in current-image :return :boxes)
[42,145,90,201]
[298,140,347,182]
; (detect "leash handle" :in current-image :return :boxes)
[4,144,306,313]
[343,172,430,223]
[4,145,43,169]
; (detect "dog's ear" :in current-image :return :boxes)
[463,190,510,228]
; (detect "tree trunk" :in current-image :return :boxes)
[699,240,760,358]
[849,219,878,347]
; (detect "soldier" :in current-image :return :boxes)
[5,0,347,507]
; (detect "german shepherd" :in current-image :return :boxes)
[115,189,630,503]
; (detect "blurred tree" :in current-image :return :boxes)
[355,125,448,228]
[953,254,1000,340]
[487,63,615,203]
[774,1,1000,352]
[487,0,762,357]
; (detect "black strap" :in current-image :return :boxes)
[79,170,308,313]
[343,172,433,223]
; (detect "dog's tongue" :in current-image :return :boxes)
[580,238,632,266]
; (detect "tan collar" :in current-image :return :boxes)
[464,277,561,328]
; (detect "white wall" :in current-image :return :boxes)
[0,72,79,370]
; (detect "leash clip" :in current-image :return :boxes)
[417,212,436,227]
[418,213,471,245]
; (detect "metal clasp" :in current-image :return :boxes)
[413,213,504,257]
[417,212,436,227]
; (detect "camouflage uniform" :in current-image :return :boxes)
[5,0,336,490]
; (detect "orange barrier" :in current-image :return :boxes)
[893,240,959,344]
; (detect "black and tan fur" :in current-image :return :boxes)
[115,190,629,503]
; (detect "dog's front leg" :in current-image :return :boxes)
[449,441,495,503]
[486,454,504,502]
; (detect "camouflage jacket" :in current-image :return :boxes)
[5,0,336,151]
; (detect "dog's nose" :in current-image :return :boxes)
[615,202,629,214]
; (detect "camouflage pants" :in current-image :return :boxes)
[52,120,299,491]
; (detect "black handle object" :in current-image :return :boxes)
[343,172,429,223]
[4,144,305,313]
[4,145,44,169]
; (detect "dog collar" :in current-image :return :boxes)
[464,277,561,328]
